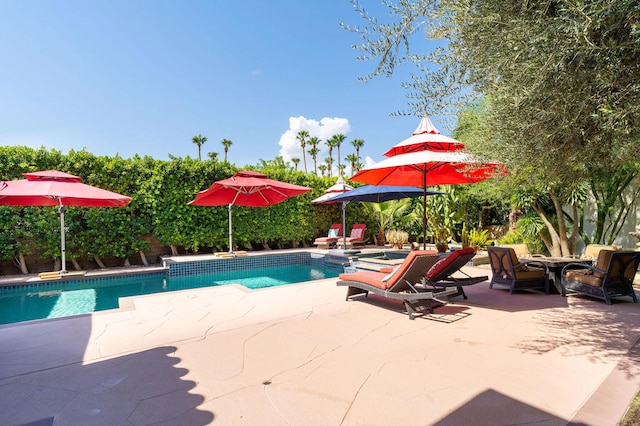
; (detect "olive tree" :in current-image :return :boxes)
[343,0,640,254]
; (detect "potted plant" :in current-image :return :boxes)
[427,207,454,252]
[385,229,409,249]
[432,224,452,253]
[422,186,460,253]
[467,228,491,250]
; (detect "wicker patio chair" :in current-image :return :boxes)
[562,250,639,304]
[487,246,550,294]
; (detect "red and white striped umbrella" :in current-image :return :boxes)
[382,115,465,157]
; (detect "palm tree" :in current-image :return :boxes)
[338,163,347,177]
[331,134,347,176]
[346,153,359,176]
[325,137,337,178]
[351,138,365,169]
[296,130,309,173]
[308,146,320,175]
[221,139,233,162]
[207,151,219,161]
[192,134,207,161]
[318,164,327,177]
[308,136,321,175]
[324,157,332,176]
[291,157,300,170]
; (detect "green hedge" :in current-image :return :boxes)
[0,146,375,272]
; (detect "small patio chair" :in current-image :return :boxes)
[420,247,488,299]
[337,250,457,319]
[561,250,639,304]
[336,224,367,248]
[313,224,343,249]
[583,244,619,259]
[487,246,550,294]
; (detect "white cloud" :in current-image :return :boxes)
[278,116,351,164]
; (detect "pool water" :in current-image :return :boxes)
[0,264,341,325]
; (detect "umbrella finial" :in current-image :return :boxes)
[413,115,440,136]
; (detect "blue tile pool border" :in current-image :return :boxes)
[164,252,343,277]
[0,271,168,294]
[0,252,347,294]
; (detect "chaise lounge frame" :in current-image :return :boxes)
[337,251,457,320]
[335,224,367,249]
[313,223,343,249]
[420,247,488,299]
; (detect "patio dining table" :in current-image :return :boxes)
[524,257,592,296]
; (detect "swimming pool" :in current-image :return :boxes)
[0,253,343,325]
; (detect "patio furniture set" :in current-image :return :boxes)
[486,244,640,304]
[333,238,640,320]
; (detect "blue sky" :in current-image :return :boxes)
[0,1,448,169]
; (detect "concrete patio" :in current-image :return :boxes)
[0,262,639,425]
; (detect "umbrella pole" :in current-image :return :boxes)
[423,172,427,250]
[228,203,233,254]
[342,201,347,249]
[59,203,67,274]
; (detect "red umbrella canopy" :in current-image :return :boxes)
[0,170,132,273]
[0,170,132,207]
[350,150,506,250]
[350,150,506,187]
[382,116,465,157]
[189,170,311,207]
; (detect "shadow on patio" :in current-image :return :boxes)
[0,315,213,425]
[434,389,570,425]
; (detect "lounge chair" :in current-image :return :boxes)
[487,246,550,294]
[313,224,343,249]
[336,224,367,248]
[336,250,457,320]
[561,250,639,304]
[419,247,488,299]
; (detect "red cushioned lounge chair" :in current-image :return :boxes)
[336,224,367,248]
[419,247,488,299]
[336,250,458,320]
[313,224,343,249]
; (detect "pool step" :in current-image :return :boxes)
[37,270,87,281]
[323,253,355,268]
[38,271,63,280]
[214,251,248,258]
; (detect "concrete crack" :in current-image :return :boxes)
[340,373,371,425]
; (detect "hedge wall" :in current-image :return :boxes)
[0,146,374,275]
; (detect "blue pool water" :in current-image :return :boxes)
[0,263,341,325]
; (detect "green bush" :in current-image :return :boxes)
[0,147,379,272]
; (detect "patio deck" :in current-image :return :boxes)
[0,253,639,425]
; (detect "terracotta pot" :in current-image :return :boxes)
[436,243,449,253]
